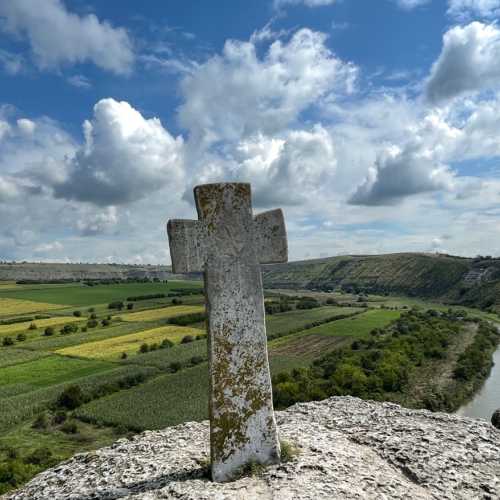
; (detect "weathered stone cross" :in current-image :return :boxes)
[167,183,287,482]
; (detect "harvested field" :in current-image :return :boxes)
[0,298,65,316]
[119,305,204,322]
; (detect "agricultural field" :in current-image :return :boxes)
[0,297,66,316]
[0,276,494,494]
[0,316,79,337]
[118,305,204,322]
[57,325,204,360]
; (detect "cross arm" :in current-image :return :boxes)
[167,219,206,273]
[253,209,288,264]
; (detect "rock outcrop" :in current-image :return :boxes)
[5,397,500,499]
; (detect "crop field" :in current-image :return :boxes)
[0,355,116,394]
[77,364,210,431]
[57,325,204,360]
[266,306,361,337]
[118,305,204,322]
[0,281,203,307]
[0,276,492,494]
[0,316,80,337]
[0,297,66,316]
[0,348,50,368]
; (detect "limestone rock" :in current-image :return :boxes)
[5,397,500,500]
[492,408,500,429]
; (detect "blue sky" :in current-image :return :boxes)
[0,0,500,263]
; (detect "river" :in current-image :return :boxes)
[456,344,500,420]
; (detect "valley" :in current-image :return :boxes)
[0,260,499,494]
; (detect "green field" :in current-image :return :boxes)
[0,356,116,393]
[0,281,202,307]
[119,305,204,322]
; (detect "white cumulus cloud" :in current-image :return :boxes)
[274,0,337,8]
[178,28,357,145]
[426,22,500,103]
[447,0,500,19]
[393,0,431,10]
[0,0,134,74]
[55,99,184,206]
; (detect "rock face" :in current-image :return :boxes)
[492,409,500,429]
[5,397,500,500]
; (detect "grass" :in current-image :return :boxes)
[118,305,204,322]
[0,281,202,307]
[265,306,361,337]
[76,364,210,431]
[56,325,204,360]
[0,348,50,369]
[0,355,116,393]
[0,298,65,316]
[0,316,81,337]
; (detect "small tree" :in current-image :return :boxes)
[73,310,82,317]
[2,336,14,346]
[181,335,194,344]
[161,338,174,349]
[139,343,149,354]
[57,385,85,410]
[101,319,111,327]
[16,333,27,342]
[44,326,55,336]
[87,319,98,329]
[121,352,128,359]
[127,303,134,310]
[28,323,37,330]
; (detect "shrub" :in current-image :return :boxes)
[139,343,149,354]
[87,307,95,313]
[90,313,97,320]
[101,319,111,327]
[160,338,174,349]
[24,447,53,466]
[28,323,37,330]
[150,343,159,351]
[169,361,182,372]
[280,440,300,462]
[121,352,128,360]
[87,319,98,329]
[73,310,82,317]
[2,337,14,346]
[52,411,67,425]
[31,413,48,430]
[57,385,85,410]
[108,301,124,310]
[60,421,78,434]
[181,335,194,344]
[171,298,183,305]
[16,333,26,342]
[60,323,78,335]
[190,356,204,366]
[44,326,55,336]
[81,326,88,333]
[127,303,134,310]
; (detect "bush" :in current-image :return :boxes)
[57,385,85,410]
[31,413,48,430]
[87,307,95,313]
[16,333,26,342]
[169,361,182,372]
[73,310,82,317]
[90,313,97,320]
[139,343,149,354]
[81,326,88,333]
[101,319,111,327]
[127,303,134,310]
[108,301,124,310]
[24,447,53,466]
[44,326,55,336]
[87,319,98,329]
[60,323,78,335]
[181,335,194,344]
[52,411,67,425]
[2,337,14,346]
[160,338,174,349]
[171,298,183,305]
[60,421,79,434]
[28,323,37,330]
[121,352,128,359]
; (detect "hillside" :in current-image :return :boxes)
[0,263,187,282]
[262,253,500,311]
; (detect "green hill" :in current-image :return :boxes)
[263,253,500,312]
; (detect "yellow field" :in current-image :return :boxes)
[57,325,202,360]
[0,282,18,290]
[0,298,65,316]
[118,305,204,322]
[0,316,79,335]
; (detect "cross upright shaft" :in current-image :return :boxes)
[167,183,287,482]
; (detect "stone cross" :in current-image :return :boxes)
[167,183,287,482]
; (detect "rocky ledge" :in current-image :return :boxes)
[4,397,500,500]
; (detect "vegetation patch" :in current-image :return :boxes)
[0,317,78,337]
[56,325,203,360]
[118,305,204,322]
[0,298,65,317]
